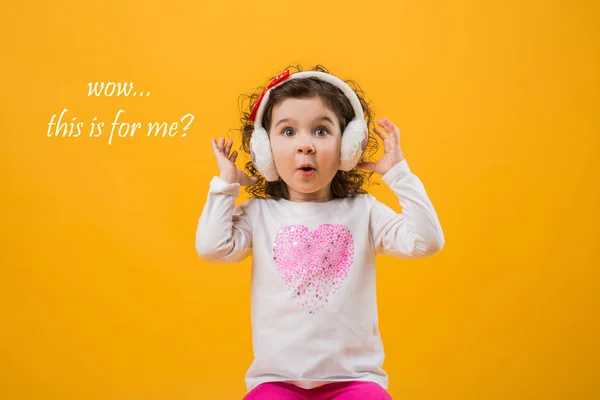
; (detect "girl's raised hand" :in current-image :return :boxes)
[211,137,259,186]
[357,118,404,175]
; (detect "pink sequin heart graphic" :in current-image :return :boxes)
[273,224,354,314]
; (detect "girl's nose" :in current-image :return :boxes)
[295,134,315,154]
[296,141,315,154]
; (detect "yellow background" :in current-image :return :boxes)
[2,0,599,399]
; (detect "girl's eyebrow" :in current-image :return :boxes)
[274,116,335,128]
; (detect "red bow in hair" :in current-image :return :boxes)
[249,70,291,122]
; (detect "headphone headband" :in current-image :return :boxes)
[250,70,365,130]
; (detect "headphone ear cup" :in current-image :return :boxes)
[250,128,280,182]
[339,118,368,171]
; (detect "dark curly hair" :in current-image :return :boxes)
[236,63,379,200]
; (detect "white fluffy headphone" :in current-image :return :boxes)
[249,70,368,182]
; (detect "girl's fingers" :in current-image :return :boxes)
[214,137,237,158]
[212,137,232,160]
[380,118,394,132]
[373,126,388,141]
[377,120,394,141]
[212,137,242,165]
[381,119,393,133]
[224,139,233,156]
[383,118,400,141]
[211,138,220,155]
[377,119,389,130]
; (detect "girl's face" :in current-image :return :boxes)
[268,96,342,202]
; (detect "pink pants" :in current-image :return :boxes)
[243,381,393,400]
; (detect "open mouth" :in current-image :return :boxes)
[298,165,316,177]
[298,163,315,171]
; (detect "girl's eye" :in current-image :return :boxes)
[315,127,328,136]
[282,128,295,136]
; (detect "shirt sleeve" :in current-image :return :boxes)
[195,176,253,263]
[369,159,445,258]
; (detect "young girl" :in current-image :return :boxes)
[196,65,445,400]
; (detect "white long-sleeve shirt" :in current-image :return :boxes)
[195,159,445,392]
